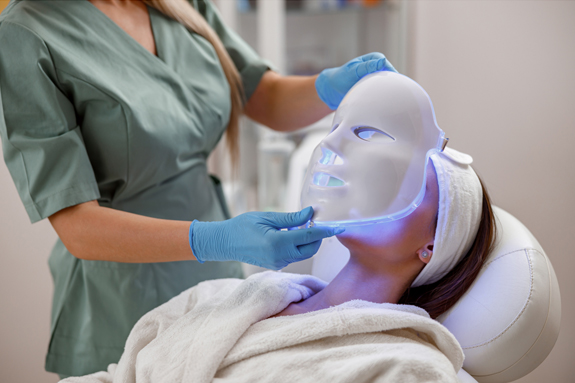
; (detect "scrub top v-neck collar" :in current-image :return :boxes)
[77,0,201,99]
[82,0,165,64]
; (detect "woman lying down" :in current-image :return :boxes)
[63,72,496,383]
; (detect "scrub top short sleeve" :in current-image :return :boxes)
[0,21,100,223]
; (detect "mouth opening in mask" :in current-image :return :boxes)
[313,172,345,187]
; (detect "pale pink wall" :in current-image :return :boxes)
[408,1,575,381]
[0,144,59,382]
[0,5,61,382]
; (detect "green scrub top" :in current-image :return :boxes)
[0,0,270,376]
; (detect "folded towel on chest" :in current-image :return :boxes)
[62,271,463,383]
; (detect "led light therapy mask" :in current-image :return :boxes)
[301,71,448,226]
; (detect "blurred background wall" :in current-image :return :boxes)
[0,1,573,382]
[1,1,61,382]
[407,2,574,382]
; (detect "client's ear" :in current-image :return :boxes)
[418,242,434,264]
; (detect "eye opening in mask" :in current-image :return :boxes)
[329,123,340,134]
[354,126,395,143]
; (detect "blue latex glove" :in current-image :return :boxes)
[315,52,398,110]
[189,207,344,270]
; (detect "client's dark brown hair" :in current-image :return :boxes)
[398,177,497,319]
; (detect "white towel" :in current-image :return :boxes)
[62,271,463,383]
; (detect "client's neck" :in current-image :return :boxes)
[295,256,414,313]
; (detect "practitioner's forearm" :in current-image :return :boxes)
[49,200,196,263]
[244,71,332,132]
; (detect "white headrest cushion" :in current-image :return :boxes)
[437,206,561,383]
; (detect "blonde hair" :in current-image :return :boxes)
[144,0,244,162]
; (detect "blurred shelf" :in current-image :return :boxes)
[237,0,391,15]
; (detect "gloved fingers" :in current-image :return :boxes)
[355,54,397,78]
[296,240,323,260]
[263,206,314,229]
[354,59,379,79]
[285,225,345,246]
[263,262,284,271]
[379,58,398,73]
[358,52,386,62]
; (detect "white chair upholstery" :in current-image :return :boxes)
[438,206,561,382]
[311,206,561,383]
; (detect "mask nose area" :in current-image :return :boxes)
[318,147,344,166]
[313,147,345,187]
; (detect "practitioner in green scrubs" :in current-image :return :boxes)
[0,0,396,377]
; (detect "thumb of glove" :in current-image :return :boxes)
[268,206,314,229]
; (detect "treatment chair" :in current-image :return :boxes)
[311,206,561,383]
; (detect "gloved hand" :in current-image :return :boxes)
[315,52,397,110]
[189,207,344,270]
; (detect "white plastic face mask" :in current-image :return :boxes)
[301,71,447,227]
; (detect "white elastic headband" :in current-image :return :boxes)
[411,147,483,287]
